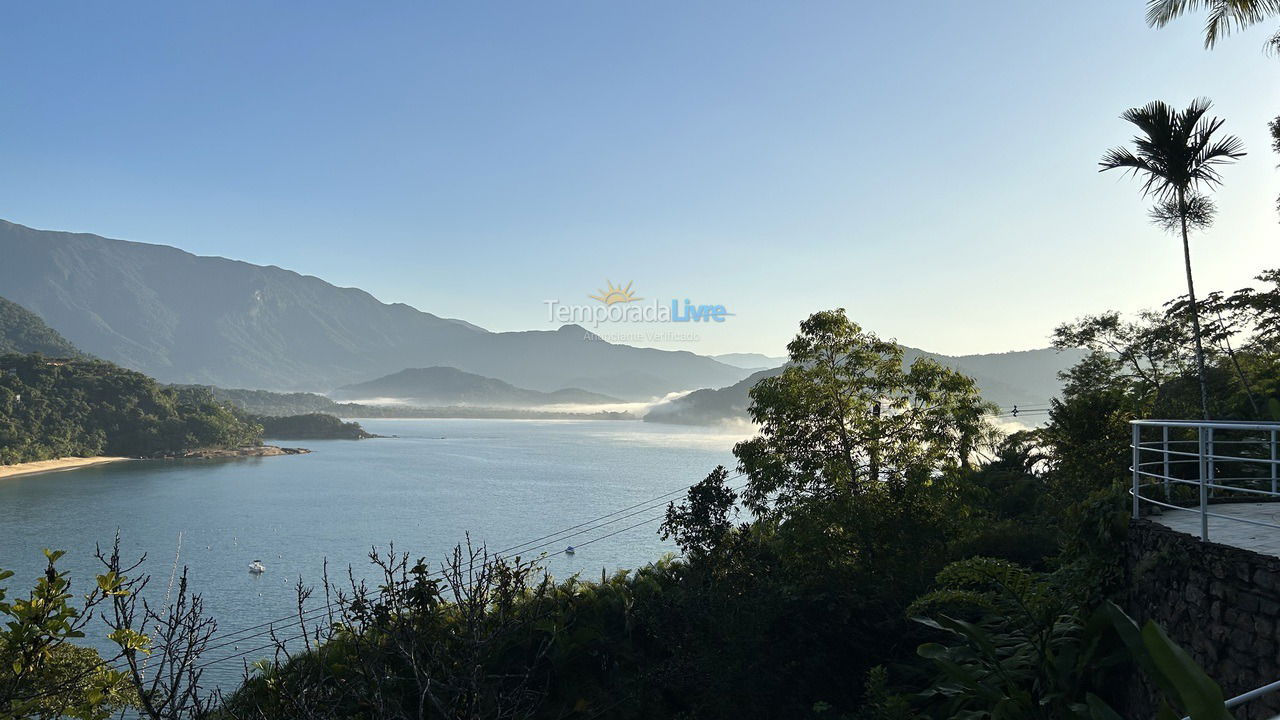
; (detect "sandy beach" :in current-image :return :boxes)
[0,456,132,480]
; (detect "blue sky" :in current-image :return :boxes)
[1,2,1276,357]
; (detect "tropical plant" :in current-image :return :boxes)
[1145,0,1280,51]
[1144,0,1280,218]
[910,558,1236,719]
[0,550,138,720]
[1100,98,1245,419]
[909,557,1130,719]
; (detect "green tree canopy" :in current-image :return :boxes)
[734,309,993,521]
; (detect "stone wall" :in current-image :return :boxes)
[1124,519,1280,719]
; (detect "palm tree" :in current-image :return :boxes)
[1145,0,1280,51]
[1100,98,1246,419]
[1146,1,1280,220]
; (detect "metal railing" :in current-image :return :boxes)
[1132,420,1280,718]
[1130,419,1280,541]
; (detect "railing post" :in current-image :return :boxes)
[1207,426,1215,499]
[1132,423,1141,520]
[1272,429,1277,496]
[1199,425,1209,542]
[1163,425,1171,501]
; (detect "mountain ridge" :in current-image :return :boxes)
[645,345,1087,425]
[0,219,750,398]
[331,366,622,407]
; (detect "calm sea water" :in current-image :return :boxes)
[0,418,748,690]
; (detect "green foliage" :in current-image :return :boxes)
[0,550,138,720]
[660,465,738,559]
[0,297,83,358]
[0,353,262,464]
[1145,0,1279,50]
[1100,97,1245,420]
[910,559,1234,720]
[735,309,993,517]
[250,413,372,440]
[1100,602,1235,720]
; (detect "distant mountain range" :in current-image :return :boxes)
[331,366,621,407]
[0,219,1084,412]
[0,220,749,399]
[711,353,789,370]
[0,296,84,357]
[644,368,778,425]
[645,346,1087,425]
[204,386,633,421]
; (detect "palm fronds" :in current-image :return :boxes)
[1146,0,1280,48]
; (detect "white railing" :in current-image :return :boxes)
[1133,420,1280,717]
[1130,419,1280,541]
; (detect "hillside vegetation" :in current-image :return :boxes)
[0,296,82,357]
[0,354,261,464]
[253,413,374,440]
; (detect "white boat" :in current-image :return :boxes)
[248,560,266,574]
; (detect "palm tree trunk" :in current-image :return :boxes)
[1179,188,1211,420]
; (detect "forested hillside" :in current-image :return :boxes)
[253,413,373,440]
[0,354,261,464]
[0,296,83,357]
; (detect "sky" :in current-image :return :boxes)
[1,1,1276,358]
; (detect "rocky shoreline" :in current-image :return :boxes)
[163,445,312,459]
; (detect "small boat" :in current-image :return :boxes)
[248,560,266,574]
[564,546,575,555]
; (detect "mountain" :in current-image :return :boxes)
[0,296,83,357]
[200,385,634,420]
[331,366,621,407]
[711,353,788,370]
[0,220,750,398]
[645,346,1089,425]
[644,367,779,425]
[921,347,1089,405]
[900,345,1086,409]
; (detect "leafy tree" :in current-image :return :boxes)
[1053,311,1195,400]
[0,550,137,720]
[1100,98,1245,419]
[660,466,738,560]
[1274,117,1280,215]
[735,309,993,520]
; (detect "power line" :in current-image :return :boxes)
[194,475,748,658]
[198,403,1059,656]
[193,507,708,670]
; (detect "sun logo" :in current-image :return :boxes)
[590,280,642,305]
